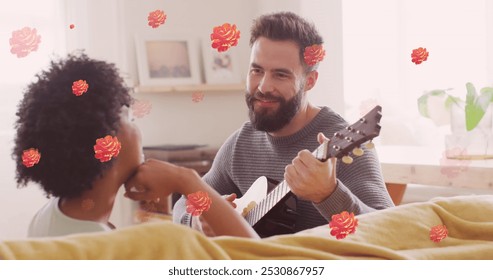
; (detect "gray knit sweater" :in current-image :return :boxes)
[173,106,394,232]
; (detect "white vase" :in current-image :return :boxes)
[445,102,493,159]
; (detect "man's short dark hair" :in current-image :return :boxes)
[249,11,324,71]
[12,52,132,198]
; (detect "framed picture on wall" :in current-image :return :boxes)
[135,35,201,86]
[201,39,242,84]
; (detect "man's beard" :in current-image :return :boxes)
[245,88,303,132]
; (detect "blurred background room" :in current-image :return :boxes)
[1,0,493,239]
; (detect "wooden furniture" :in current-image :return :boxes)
[141,145,219,215]
[377,145,493,205]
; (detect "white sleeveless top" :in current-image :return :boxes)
[28,197,112,237]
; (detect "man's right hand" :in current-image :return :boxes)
[197,193,237,237]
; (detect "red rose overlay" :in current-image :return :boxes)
[148,10,166,28]
[131,99,152,118]
[69,24,75,29]
[72,80,89,96]
[93,135,121,163]
[329,211,358,239]
[304,44,326,66]
[186,191,212,216]
[430,224,448,243]
[210,23,240,52]
[9,27,42,58]
[192,92,204,103]
[22,148,41,168]
[411,47,429,65]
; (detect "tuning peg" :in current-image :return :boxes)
[241,201,257,217]
[342,155,353,164]
[352,147,364,157]
[365,141,375,149]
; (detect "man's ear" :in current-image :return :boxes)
[304,71,318,91]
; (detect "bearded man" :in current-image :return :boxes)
[173,12,394,237]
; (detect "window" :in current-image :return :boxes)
[342,0,491,146]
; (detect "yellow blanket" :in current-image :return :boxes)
[1,195,493,259]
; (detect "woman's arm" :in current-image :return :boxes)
[124,159,259,239]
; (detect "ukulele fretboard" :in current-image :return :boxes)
[244,142,329,225]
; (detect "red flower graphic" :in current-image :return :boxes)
[329,211,358,239]
[69,24,75,29]
[94,135,121,163]
[22,148,41,168]
[440,147,470,178]
[131,99,152,118]
[411,47,429,65]
[304,44,325,66]
[186,191,212,216]
[72,80,89,96]
[192,92,204,103]
[211,23,240,52]
[148,10,166,28]
[9,27,42,58]
[430,224,448,243]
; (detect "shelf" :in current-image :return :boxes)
[135,83,245,94]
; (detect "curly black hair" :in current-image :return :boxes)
[12,52,132,198]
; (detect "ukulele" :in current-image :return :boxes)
[234,105,383,237]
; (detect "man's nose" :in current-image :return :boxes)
[258,75,274,94]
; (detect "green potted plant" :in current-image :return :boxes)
[418,82,493,131]
[417,82,493,159]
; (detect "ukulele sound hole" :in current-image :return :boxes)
[253,194,298,238]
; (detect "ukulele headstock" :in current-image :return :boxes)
[321,105,382,163]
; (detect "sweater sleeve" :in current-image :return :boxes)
[313,146,394,220]
[172,131,241,226]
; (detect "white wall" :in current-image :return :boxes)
[64,0,256,148]
[342,0,492,146]
[0,1,67,239]
[119,0,254,147]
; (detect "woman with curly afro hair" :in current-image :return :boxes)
[13,53,143,237]
[13,53,258,239]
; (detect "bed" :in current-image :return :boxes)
[1,195,493,260]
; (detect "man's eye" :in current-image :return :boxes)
[250,68,262,75]
[275,73,289,79]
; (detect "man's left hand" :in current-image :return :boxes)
[284,132,337,203]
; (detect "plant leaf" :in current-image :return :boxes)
[445,95,461,110]
[480,87,493,101]
[464,82,489,131]
[465,102,485,131]
[465,82,477,105]
[477,91,493,111]
[417,94,429,118]
[429,89,447,96]
[417,90,447,118]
